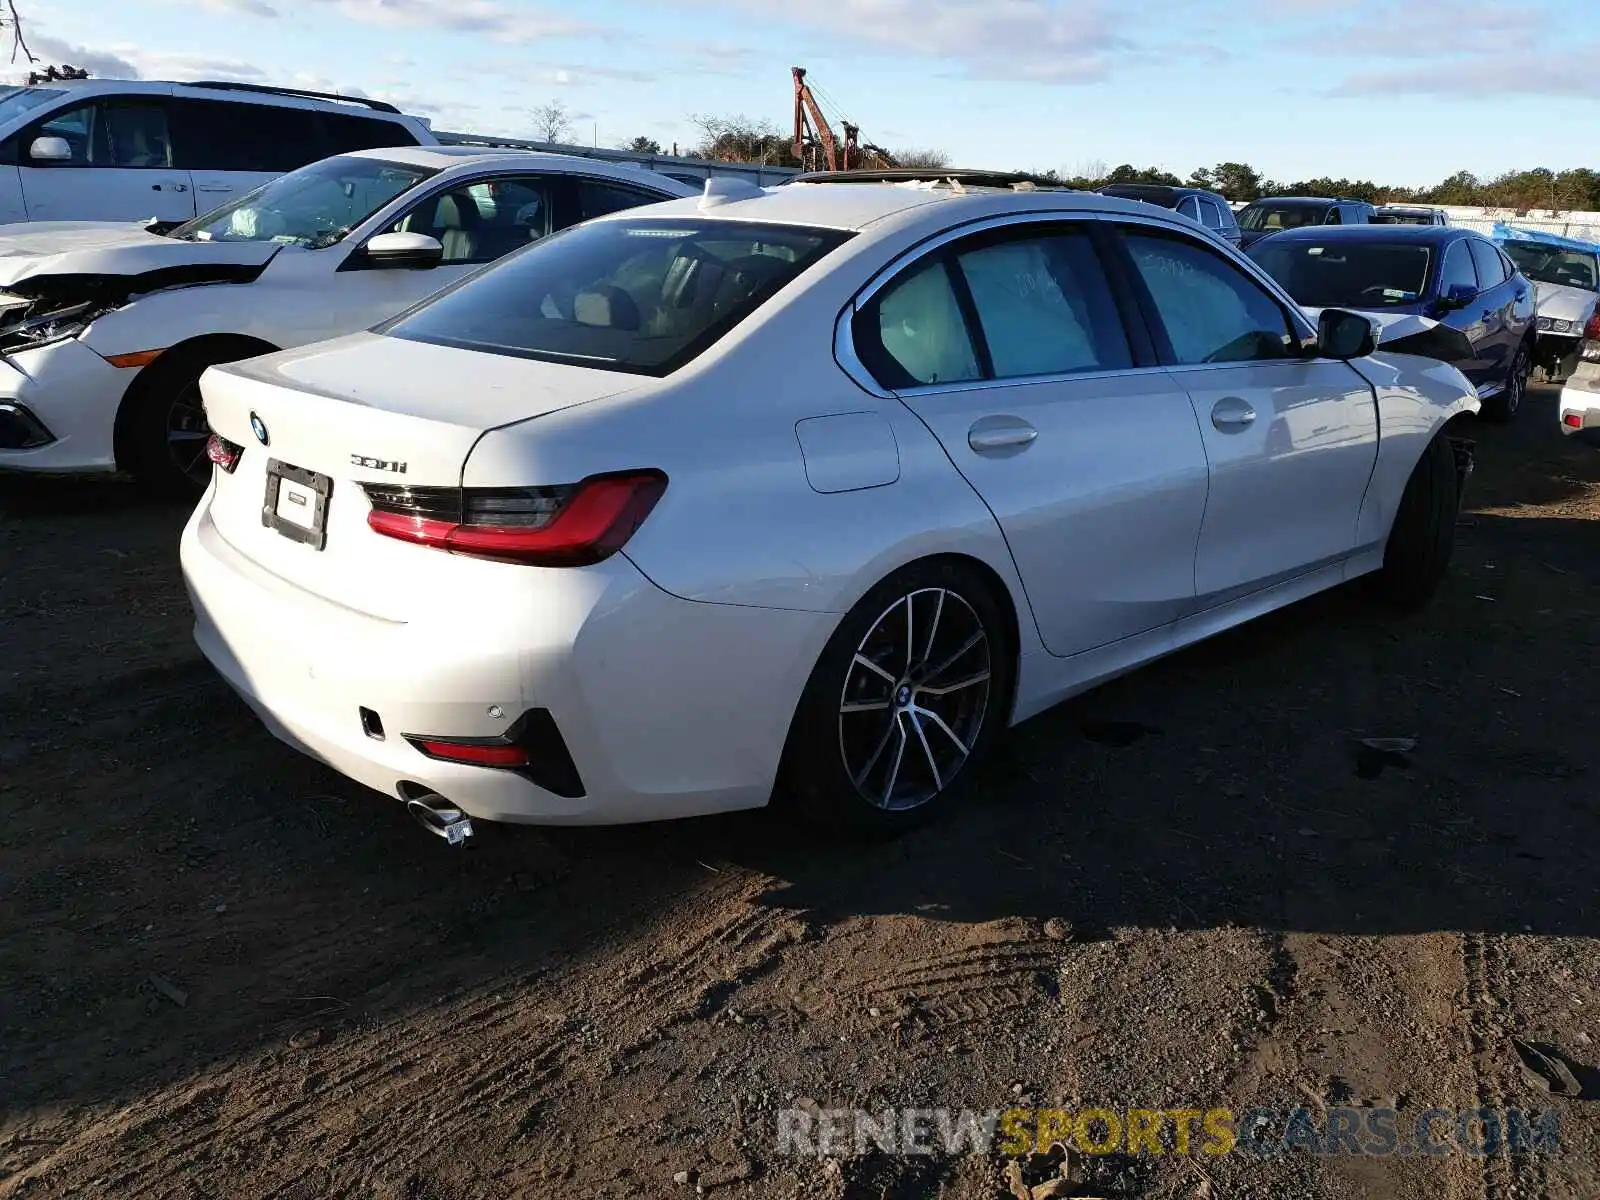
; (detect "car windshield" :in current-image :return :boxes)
[382,218,852,375]
[1249,240,1432,308]
[1500,243,1599,292]
[1238,203,1328,233]
[167,156,436,248]
[0,86,63,127]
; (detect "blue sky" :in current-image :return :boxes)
[9,0,1594,186]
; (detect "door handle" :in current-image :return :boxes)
[196,184,232,193]
[968,416,1038,453]
[1210,397,1257,431]
[152,182,189,192]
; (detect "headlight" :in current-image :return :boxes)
[0,301,95,354]
[1537,316,1552,330]
[1552,318,1574,333]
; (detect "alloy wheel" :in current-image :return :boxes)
[166,379,213,487]
[838,587,992,812]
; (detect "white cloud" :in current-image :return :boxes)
[709,0,1130,82]
[7,35,268,82]
[197,0,281,17]
[303,0,596,42]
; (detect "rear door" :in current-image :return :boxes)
[1111,222,1379,608]
[16,92,195,221]
[1467,235,1520,382]
[1437,237,1492,388]
[858,218,1210,657]
[170,98,327,212]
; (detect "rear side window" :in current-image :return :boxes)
[319,112,419,153]
[1469,238,1508,287]
[862,260,981,386]
[1199,199,1226,230]
[382,218,851,375]
[1323,207,1343,225]
[578,179,672,221]
[955,232,1131,378]
[1123,230,1295,364]
[171,99,324,172]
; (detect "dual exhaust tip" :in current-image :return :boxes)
[405,793,474,846]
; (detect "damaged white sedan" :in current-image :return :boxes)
[0,147,692,494]
[182,173,1482,840]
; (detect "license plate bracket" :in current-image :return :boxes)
[262,459,333,550]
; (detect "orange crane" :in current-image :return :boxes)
[791,66,895,172]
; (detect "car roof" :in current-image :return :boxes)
[1253,224,1468,246]
[1099,183,1227,206]
[12,77,421,120]
[342,145,693,186]
[593,181,1197,233]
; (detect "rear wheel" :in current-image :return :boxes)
[1370,433,1460,610]
[776,559,1014,837]
[1481,340,1529,424]
[121,348,243,498]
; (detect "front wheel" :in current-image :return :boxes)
[1481,341,1529,424]
[121,351,233,499]
[1370,433,1461,610]
[775,560,1014,837]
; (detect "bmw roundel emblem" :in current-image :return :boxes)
[249,412,269,446]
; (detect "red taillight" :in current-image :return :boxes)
[363,470,667,566]
[206,433,241,473]
[413,739,530,767]
[1585,312,1600,341]
[1566,413,1585,429]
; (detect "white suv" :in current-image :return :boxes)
[0,78,435,225]
[0,146,694,493]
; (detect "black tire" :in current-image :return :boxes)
[774,558,1015,838]
[120,349,234,499]
[1480,340,1530,424]
[1371,433,1460,610]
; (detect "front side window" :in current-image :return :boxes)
[1249,239,1432,308]
[29,101,172,167]
[955,232,1131,378]
[383,218,849,375]
[1178,196,1201,222]
[1324,207,1343,225]
[389,177,554,263]
[1439,240,1478,294]
[1124,230,1295,364]
[1199,199,1225,230]
[168,155,434,247]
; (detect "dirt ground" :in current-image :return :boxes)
[2,385,1597,1200]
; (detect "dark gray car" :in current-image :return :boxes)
[1236,196,1375,248]
[1097,183,1241,247]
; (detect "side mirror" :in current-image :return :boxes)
[360,231,444,269]
[1436,283,1477,312]
[1316,308,1378,360]
[28,136,72,163]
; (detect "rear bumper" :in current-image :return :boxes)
[1558,375,1600,435]
[0,339,130,473]
[180,494,835,826]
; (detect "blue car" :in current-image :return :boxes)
[1248,225,1536,422]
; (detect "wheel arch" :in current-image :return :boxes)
[111,332,280,470]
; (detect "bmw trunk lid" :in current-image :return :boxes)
[197,331,648,621]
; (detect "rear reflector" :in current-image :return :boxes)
[1565,413,1585,429]
[413,739,530,767]
[363,470,666,566]
[206,432,242,473]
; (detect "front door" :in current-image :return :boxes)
[1114,225,1379,607]
[1435,237,1493,389]
[18,96,195,222]
[860,221,1210,657]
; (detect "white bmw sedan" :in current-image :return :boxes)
[180,175,1480,840]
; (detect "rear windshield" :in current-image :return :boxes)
[1250,239,1432,307]
[1238,203,1328,233]
[382,218,852,374]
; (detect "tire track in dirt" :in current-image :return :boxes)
[1459,931,1544,1200]
[8,878,810,1198]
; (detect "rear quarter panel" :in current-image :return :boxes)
[1346,354,1477,548]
